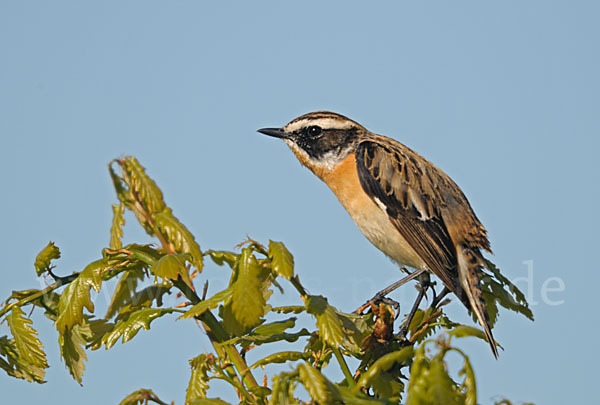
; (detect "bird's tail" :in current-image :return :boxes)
[456,244,498,358]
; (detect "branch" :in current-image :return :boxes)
[0,272,79,319]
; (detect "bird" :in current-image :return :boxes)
[258,111,498,358]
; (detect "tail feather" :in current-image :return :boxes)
[456,244,498,358]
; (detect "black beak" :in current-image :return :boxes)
[257,127,288,139]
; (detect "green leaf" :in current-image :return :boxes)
[59,322,92,384]
[249,351,309,371]
[101,308,174,349]
[120,156,166,215]
[151,254,194,290]
[186,354,212,403]
[110,203,125,249]
[337,386,393,404]
[481,260,534,325]
[155,208,203,272]
[126,285,172,309]
[406,341,475,405]
[34,242,61,276]
[56,259,106,333]
[456,350,477,405]
[297,362,343,404]
[224,248,269,334]
[427,351,462,405]
[124,243,163,265]
[269,371,299,405]
[271,305,306,314]
[0,332,46,383]
[226,329,312,349]
[120,388,170,405]
[251,317,297,336]
[356,346,414,394]
[105,268,145,319]
[306,295,344,348]
[205,250,238,268]
[4,289,62,321]
[7,306,48,371]
[448,325,488,341]
[268,240,294,280]
[189,399,230,405]
[86,317,115,350]
[179,286,234,319]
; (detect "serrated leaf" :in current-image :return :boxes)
[101,308,174,349]
[0,333,46,383]
[120,157,166,215]
[225,248,269,334]
[406,343,430,405]
[271,305,306,314]
[235,328,312,349]
[205,250,238,268]
[105,268,145,319]
[407,341,472,405]
[127,285,172,309]
[481,260,534,324]
[269,371,299,405]
[448,325,488,341]
[186,354,211,403]
[252,317,296,336]
[86,317,115,350]
[56,259,106,333]
[407,307,447,344]
[179,286,234,319]
[7,306,48,370]
[120,388,169,405]
[34,242,61,276]
[306,295,344,348]
[151,254,193,290]
[59,322,91,384]
[110,203,125,249]
[457,350,477,405]
[297,362,343,404]
[337,385,393,404]
[124,243,163,265]
[268,240,294,280]
[249,351,309,371]
[427,352,461,405]
[356,346,414,393]
[155,208,203,272]
[189,399,230,405]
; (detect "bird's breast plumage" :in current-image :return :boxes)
[320,152,426,270]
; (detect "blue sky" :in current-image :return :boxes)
[1,1,598,404]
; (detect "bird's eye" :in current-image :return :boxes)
[306,125,322,137]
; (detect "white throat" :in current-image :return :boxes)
[284,139,352,172]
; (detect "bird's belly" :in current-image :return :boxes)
[320,153,425,270]
[347,200,425,270]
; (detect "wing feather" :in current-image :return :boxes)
[355,140,460,295]
[355,138,498,357]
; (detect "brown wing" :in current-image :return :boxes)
[355,138,462,294]
[355,137,498,357]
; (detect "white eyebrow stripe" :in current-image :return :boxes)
[284,117,355,133]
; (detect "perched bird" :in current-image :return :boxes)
[258,111,498,357]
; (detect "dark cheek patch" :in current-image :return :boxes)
[297,129,357,160]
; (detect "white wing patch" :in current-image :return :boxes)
[373,197,388,213]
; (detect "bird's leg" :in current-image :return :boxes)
[397,272,431,340]
[431,287,451,309]
[354,268,426,314]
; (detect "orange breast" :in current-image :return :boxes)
[319,153,425,270]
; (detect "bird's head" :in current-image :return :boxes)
[258,111,366,172]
